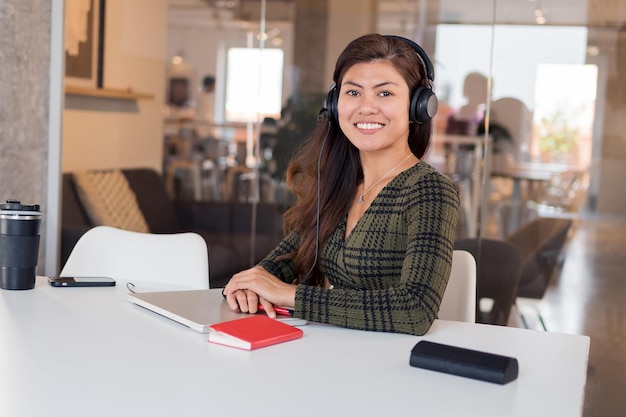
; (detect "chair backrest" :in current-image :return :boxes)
[438,250,477,323]
[454,238,524,325]
[506,217,572,299]
[61,226,210,289]
[490,97,532,161]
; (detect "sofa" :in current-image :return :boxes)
[61,168,284,288]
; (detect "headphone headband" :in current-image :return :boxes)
[383,35,435,83]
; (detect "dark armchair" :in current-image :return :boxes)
[505,217,573,329]
[61,168,284,288]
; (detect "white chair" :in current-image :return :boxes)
[61,226,210,290]
[438,250,477,323]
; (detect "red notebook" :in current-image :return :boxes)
[208,315,304,350]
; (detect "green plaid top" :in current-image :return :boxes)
[259,161,460,335]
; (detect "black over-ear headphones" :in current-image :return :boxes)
[322,35,438,126]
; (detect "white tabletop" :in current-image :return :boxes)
[0,277,589,417]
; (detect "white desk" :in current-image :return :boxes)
[0,277,589,417]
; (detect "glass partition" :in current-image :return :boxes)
[61,1,625,314]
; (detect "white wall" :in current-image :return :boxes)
[62,0,168,173]
[324,0,377,85]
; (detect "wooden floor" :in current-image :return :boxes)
[512,214,626,416]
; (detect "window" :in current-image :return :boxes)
[225,47,284,122]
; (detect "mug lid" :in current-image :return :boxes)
[0,200,41,212]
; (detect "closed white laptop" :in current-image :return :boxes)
[127,289,306,333]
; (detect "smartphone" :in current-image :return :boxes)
[48,276,116,287]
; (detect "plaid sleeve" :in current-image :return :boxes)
[258,230,299,283]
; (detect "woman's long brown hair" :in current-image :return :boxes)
[281,34,435,287]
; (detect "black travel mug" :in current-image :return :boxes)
[0,200,42,290]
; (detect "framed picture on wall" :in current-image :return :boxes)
[64,0,105,89]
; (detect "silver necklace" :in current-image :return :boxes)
[358,153,413,204]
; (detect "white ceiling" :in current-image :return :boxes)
[376,0,592,27]
[168,0,624,28]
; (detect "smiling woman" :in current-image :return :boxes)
[222,34,460,336]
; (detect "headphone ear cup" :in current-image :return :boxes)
[410,87,439,124]
[323,86,339,126]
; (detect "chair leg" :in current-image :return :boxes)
[515,299,548,331]
[518,305,530,329]
[536,308,548,331]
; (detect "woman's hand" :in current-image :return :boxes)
[223,266,296,318]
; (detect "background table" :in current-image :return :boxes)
[0,277,589,417]
[492,162,569,234]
